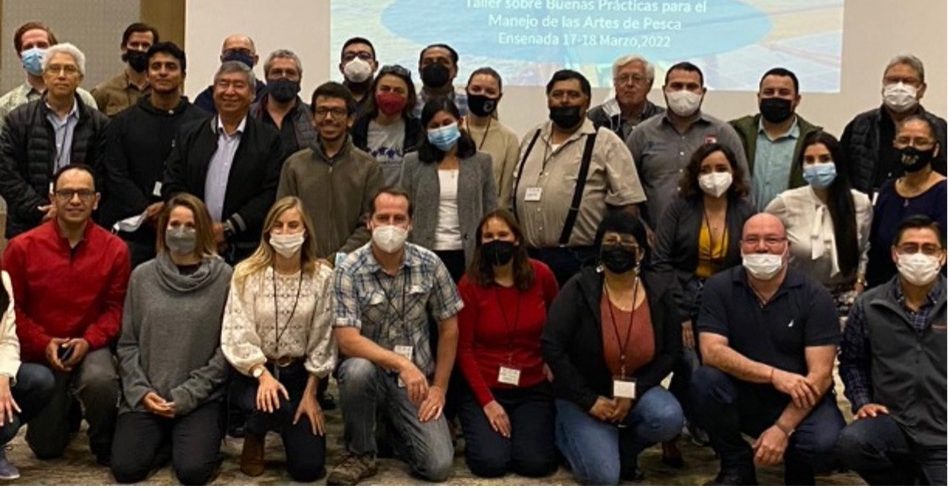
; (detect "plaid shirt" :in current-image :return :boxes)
[840,275,945,411]
[334,242,463,375]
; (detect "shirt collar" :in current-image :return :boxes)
[756,116,800,140]
[893,274,945,309]
[541,117,596,143]
[661,110,711,128]
[215,115,247,137]
[44,99,79,121]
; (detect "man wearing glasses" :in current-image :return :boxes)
[339,37,379,118]
[2,164,129,466]
[837,215,947,485]
[690,213,845,485]
[163,60,282,265]
[0,42,109,238]
[587,54,664,141]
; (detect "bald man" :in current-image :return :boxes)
[689,213,845,485]
[193,34,266,114]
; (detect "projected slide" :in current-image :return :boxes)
[331,0,843,92]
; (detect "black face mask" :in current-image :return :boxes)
[122,50,149,73]
[421,63,450,88]
[759,97,793,123]
[481,240,516,267]
[467,93,497,118]
[549,105,583,130]
[899,146,936,173]
[600,245,639,274]
[268,78,300,103]
[222,51,255,69]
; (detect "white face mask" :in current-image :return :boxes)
[698,171,733,198]
[343,57,373,83]
[372,225,408,253]
[665,89,703,117]
[270,232,306,258]
[897,252,941,286]
[742,252,784,280]
[883,82,919,113]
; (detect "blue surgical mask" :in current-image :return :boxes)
[21,47,45,76]
[427,122,461,151]
[803,162,837,189]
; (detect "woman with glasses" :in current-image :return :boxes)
[401,98,497,282]
[111,194,232,485]
[542,210,684,484]
[221,197,336,482]
[463,67,520,208]
[351,64,422,186]
[652,143,754,465]
[765,132,872,307]
[456,210,559,478]
[866,115,947,287]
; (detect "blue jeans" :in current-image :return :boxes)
[0,363,55,445]
[336,358,453,482]
[555,386,684,485]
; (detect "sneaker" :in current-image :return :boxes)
[327,453,378,486]
[0,446,20,480]
[239,433,266,477]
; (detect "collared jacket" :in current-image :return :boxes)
[730,113,822,190]
[0,94,109,237]
[249,95,317,158]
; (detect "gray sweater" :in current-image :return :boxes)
[117,253,232,415]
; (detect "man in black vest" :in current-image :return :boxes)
[837,214,947,485]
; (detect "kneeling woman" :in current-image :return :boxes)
[221,197,336,482]
[456,210,560,478]
[542,211,684,485]
[111,194,232,485]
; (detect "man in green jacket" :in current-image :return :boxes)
[730,68,821,211]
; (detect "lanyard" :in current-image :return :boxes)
[493,286,522,364]
[272,268,304,353]
[603,278,639,378]
[467,118,492,151]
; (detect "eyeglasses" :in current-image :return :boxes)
[342,52,374,63]
[53,189,96,201]
[45,64,79,76]
[614,74,647,86]
[314,107,349,119]
[742,236,787,247]
[896,243,943,256]
[379,64,411,78]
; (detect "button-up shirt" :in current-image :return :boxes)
[514,119,645,248]
[627,111,750,227]
[752,117,800,210]
[333,242,463,376]
[91,70,148,117]
[204,116,246,221]
[45,101,80,172]
[0,82,97,133]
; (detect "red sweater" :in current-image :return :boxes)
[457,260,559,407]
[4,220,130,362]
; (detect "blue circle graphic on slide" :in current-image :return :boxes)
[381,0,771,65]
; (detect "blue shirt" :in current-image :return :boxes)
[413,88,468,118]
[204,116,246,221]
[45,101,80,172]
[752,117,800,211]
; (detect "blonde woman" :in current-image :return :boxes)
[221,196,336,482]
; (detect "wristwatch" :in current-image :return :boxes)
[251,365,266,379]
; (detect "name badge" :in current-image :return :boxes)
[524,187,543,202]
[497,366,521,386]
[613,377,637,399]
[152,181,163,198]
[395,345,414,388]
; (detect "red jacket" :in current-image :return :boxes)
[3,220,130,362]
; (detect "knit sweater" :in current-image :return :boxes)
[116,253,232,415]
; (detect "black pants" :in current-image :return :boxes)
[124,238,156,270]
[456,383,558,478]
[434,249,466,283]
[690,366,845,485]
[836,415,946,485]
[0,363,55,445]
[233,363,326,482]
[111,401,224,485]
[528,246,597,286]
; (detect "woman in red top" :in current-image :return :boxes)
[456,210,559,478]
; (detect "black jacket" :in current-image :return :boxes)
[162,114,282,252]
[0,94,109,237]
[249,95,317,159]
[350,113,423,154]
[101,96,207,235]
[542,266,682,411]
[653,195,755,318]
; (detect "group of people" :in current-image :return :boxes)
[0,19,943,487]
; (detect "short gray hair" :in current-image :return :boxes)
[214,60,256,88]
[42,42,85,76]
[884,54,925,83]
[263,49,303,77]
[612,54,654,82]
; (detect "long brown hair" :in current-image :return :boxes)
[232,197,319,293]
[155,193,217,258]
[466,209,535,291]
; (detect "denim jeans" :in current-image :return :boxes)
[836,415,946,486]
[554,386,684,485]
[337,358,453,482]
[0,363,55,445]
